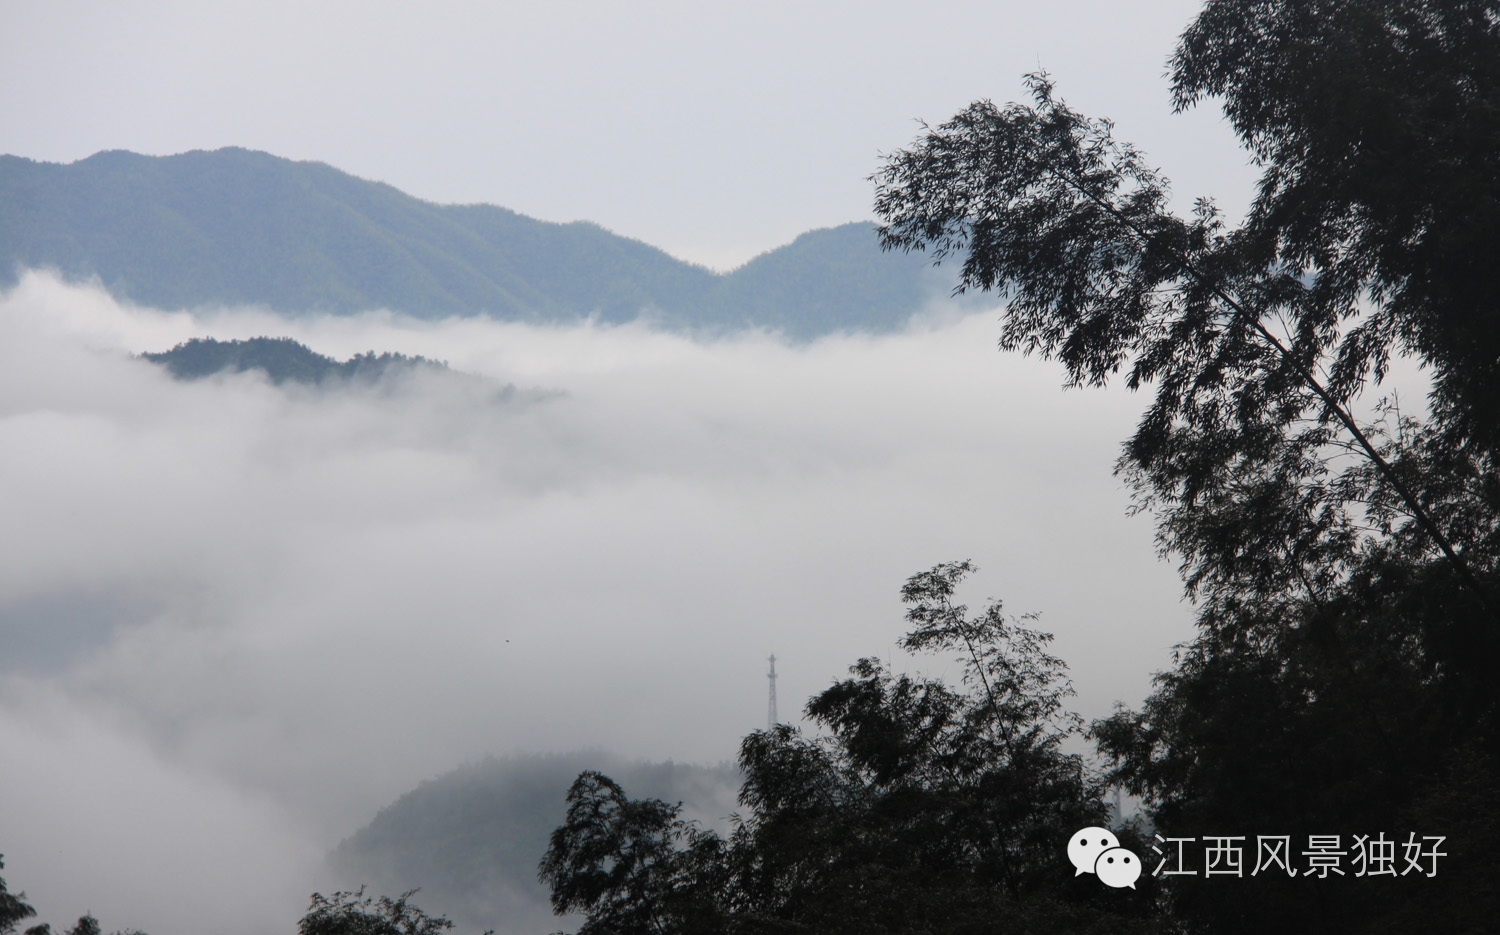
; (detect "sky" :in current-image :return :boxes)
[0,2,1275,933]
[0,0,1258,270]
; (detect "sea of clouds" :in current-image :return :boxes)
[0,271,1195,934]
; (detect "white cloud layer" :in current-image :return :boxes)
[0,272,1194,934]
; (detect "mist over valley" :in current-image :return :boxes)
[0,270,1190,934]
[6,0,1493,930]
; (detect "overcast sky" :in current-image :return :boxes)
[1,0,1257,269]
[0,3,1280,933]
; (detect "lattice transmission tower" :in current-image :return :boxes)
[767,653,779,729]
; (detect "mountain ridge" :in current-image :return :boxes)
[1,148,948,338]
[141,335,449,385]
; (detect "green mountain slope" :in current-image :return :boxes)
[141,336,448,384]
[1,148,946,336]
[330,753,740,935]
[712,222,937,334]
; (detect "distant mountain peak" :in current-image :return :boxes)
[2,148,950,338]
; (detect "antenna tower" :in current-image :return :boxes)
[767,654,779,729]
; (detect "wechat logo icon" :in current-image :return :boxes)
[1069,827,1141,889]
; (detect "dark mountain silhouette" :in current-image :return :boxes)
[141,336,448,385]
[330,753,740,935]
[1,148,950,338]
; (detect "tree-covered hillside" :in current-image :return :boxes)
[0,149,946,338]
[140,336,454,385]
[329,753,740,935]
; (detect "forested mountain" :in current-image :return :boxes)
[330,753,740,935]
[141,336,451,385]
[0,148,947,338]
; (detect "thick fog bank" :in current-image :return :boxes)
[0,272,1192,934]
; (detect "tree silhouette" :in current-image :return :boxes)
[541,564,1167,934]
[872,1,1500,931]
